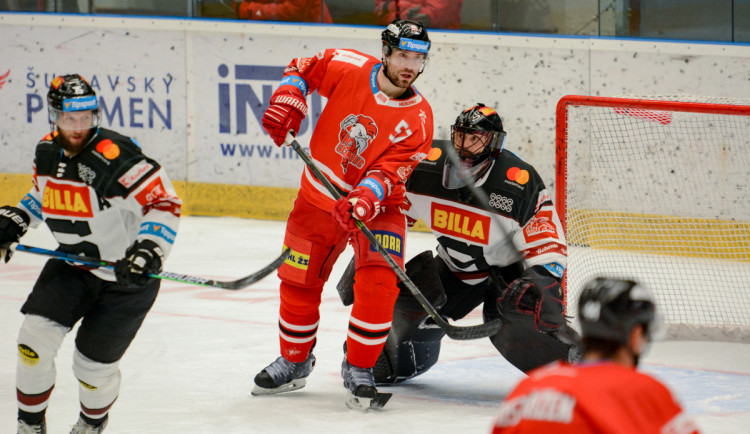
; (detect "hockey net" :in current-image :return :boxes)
[556,95,750,342]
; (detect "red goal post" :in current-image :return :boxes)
[555,95,750,342]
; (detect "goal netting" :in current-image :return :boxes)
[556,95,750,342]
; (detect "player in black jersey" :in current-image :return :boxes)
[1,74,181,434]
[340,103,581,384]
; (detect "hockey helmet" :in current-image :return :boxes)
[47,74,101,131]
[578,277,660,346]
[382,19,430,73]
[443,103,507,189]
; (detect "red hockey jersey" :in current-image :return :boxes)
[280,48,434,212]
[491,361,701,434]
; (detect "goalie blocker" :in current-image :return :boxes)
[337,251,581,383]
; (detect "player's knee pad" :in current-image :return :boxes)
[16,314,68,389]
[73,348,121,411]
[353,264,399,305]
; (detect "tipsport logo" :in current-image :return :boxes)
[216,63,323,135]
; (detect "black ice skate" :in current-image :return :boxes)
[69,415,108,433]
[252,354,316,396]
[341,358,392,411]
[17,418,46,434]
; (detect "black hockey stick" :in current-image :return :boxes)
[286,132,502,340]
[4,242,289,290]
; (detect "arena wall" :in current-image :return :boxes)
[1,13,748,219]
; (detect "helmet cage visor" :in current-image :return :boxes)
[48,95,100,131]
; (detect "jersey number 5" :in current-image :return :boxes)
[389,120,413,143]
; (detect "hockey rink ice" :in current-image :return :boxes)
[2,216,749,433]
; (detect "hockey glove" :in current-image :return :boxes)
[497,265,565,333]
[332,177,384,232]
[115,239,164,287]
[261,89,307,146]
[0,206,30,263]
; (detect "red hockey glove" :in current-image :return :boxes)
[332,177,384,232]
[261,90,307,146]
[497,265,565,333]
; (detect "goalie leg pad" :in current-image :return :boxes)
[337,250,446,307]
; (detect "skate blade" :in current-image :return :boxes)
[251,378,306,396]
[345,391,392,411]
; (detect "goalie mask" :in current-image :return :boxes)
[578,278,661,347]
[47,74,101,131]
[442,103,507,189]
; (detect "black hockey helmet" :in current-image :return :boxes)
[381,19,430,74]
[443,103,507,189]
[382,18,431,55]
[47,74,101,130]
[578,277,658,346]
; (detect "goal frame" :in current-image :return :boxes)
[555,95,750,342]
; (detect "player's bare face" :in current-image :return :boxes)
[385,49,426,89]
[55,111,96,155]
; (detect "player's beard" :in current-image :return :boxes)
[384,61,418,90]
[57,128,94,156]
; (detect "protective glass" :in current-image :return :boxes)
[388,48,428,72]
[49,108,101,131]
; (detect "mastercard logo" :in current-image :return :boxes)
[507,167,529,185]
[96,140,120,160]
[426,147,442,161]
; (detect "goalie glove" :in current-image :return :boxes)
[115,239,164,287]
[497,265,565,333]
[0,206,30,263]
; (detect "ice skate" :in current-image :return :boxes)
[341,358,392,411]
[17,418,46,434]
[252,354,316,396]
[70,415,108,433]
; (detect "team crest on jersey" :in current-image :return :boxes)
[523,210,559,243]
[336,114,378,173]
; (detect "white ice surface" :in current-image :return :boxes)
[1,216,749,433]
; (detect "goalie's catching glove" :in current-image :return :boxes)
[497,265,565,333]
[0,206,30,263]
[115,239,163,287]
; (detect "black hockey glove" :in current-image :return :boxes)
[0,206,30,263]
[497,265,565,333]
[115,239,163,287]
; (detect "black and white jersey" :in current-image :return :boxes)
[404,140,566,285]
[17,128,181,281]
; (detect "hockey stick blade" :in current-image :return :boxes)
[4,242,288,290]
[286,133,502,340]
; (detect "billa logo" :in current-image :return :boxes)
[96,140,120,160]
[42,180,93,217]
[431,202,490,244]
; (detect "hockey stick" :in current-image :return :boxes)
[286,132,502,340]
[3,242,289,290]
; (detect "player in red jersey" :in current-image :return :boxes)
[252,19,434,411]
[491,277,701,434]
